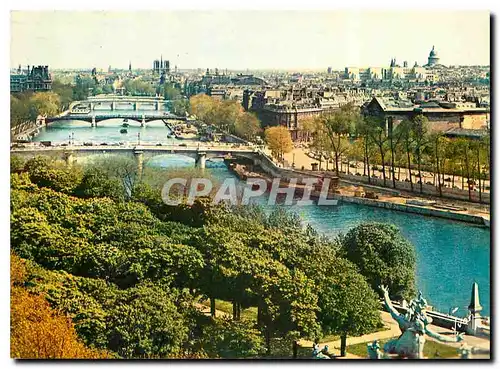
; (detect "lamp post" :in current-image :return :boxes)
[137,132,141,146]
[292,153,295,168]
[71,132,74,146]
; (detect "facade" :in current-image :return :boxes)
[258,104,322,141]
[363,96,489,133]
[153,56,170,74]
[10,65,52,93]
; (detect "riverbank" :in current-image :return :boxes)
[229,160,490,227]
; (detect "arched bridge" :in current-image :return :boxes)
[11,144,262,173]
[45,112,187,126]
[69,96,168,112]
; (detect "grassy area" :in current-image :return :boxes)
[347,337,459,359]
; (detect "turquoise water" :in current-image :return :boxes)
[193,160,491,317]
[28,119,491,317]
[32,119,178,146]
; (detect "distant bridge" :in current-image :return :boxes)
[11,143,260,170]
[45,112,187,126]
[69,96,167,112]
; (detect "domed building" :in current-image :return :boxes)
[427,46,440,66]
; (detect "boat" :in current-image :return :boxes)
[120,128,128,134]
[122,122,129,127]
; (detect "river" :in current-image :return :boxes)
[30,118,491,317]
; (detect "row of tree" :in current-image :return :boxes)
[189,94,261,140]
[11,155,418,358]
[296,104,489,200]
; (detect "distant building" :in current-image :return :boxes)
[362,96,489,133]
[427,46,440,66]
[10,65,52,93]
[327,67,332,74]
[153,55,170,74]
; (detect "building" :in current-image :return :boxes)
[427,46,440,66]
[153,56,170,74]
[10,65,52,93]
[363,96,489,133]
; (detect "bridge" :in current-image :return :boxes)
[11,143,261,173]
[69,96,167,112]
[45,112,187,126]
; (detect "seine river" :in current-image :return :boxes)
[31,119,491,317]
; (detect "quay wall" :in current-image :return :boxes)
[335,195,487,226]
[338,173,490,204]
[244,152,489,227]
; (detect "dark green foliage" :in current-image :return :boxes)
[11,156,422,358]
[197,317,265,358]
[73,167,125,201]
[339,222,417,300]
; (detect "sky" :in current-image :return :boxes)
[10,10,490,71]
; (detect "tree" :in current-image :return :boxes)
[398,119,416,191]
[164,83,181,100]
[10,95,31,127]
[314,258,382,356]
[73,166,125,201]
[412,115,430,193]
[303,115,332,171]
[123,79,155,96]
[234,112,261,141]
[29,92,61,120]
[339,222,417,301]
[10,253,111,359]
[189,94,216,121]
[170,99,190,117]
[197,317,265,358]
[51,80,74,110]
[265,126,293,161]
[73,76,97,100]
[366,117,389,186]
[322,103,358,175]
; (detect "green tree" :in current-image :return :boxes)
[322,103,358,175]
[29,92,61,120]
[412,115,430,193]
[170,99,190,117]
[366,117,390,186]
[198,317,265,358]
[339,222,417,301]
[164,83,181,100]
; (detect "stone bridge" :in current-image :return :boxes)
[45,113,186,126]
[11,144,261,175]
[69,96,167,112]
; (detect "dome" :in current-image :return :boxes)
[429,46,438,58]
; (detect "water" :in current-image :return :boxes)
[28,117,491,317]
[33,119,178,146]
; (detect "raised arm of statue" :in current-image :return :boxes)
[425,326,464,343]
[379,285,407,328]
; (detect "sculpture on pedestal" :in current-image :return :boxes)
[378,285,464,359]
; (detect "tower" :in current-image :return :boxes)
[129,61,131,72]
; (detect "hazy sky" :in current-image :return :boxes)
[10,10,490,70]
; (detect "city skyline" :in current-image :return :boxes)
[11,10,490,71]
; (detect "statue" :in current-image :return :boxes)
[312,343,331,359]
[380,285,464,359]
[367,340,382,359]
